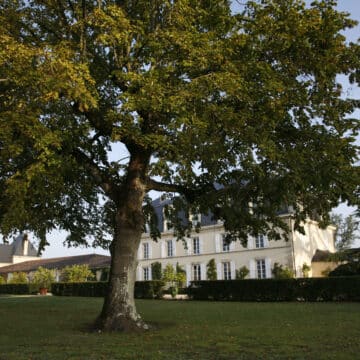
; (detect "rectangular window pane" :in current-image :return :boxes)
[143,243,149,259]
[193,237,200,254]
[143,267,149,281]
[167,240,173,257]
[223,262,231,280]
[255,235,265,248]
[256,259,266,279]
[222,234,230,252]
[192,264,201,281]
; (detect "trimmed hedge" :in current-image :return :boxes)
[188,277,360,302]
[51,280,165,299]
[0,284,31,295]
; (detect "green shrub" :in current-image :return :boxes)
[272,263,294,279]
[0,284,30,295]
[151,262,162,280]
[51,281,165,299]
[8,272,28,284]
[134,281,165,299]
[0,275,6,285]
[329,262,360,277]
[302,263,311,278]
[236,266,249,280]
[188,277,360,302]
[206,259,217,280]
[32,267,55,290]
[61,264,94,282]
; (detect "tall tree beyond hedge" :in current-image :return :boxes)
[0,0,359,331]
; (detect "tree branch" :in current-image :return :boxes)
[72,148,119,199]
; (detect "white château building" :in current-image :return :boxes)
[137,197,336,285]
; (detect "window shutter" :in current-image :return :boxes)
[247,236,253,250]
[186,238,192,255]
[230,261,236,279]
[199,238,203,254]
[215,234,221,253]
[230,241,235,251]
[265,258,272,278]
[249,259,256,278]
[264,235,269,248]
[149,267,152,280]
[161,241,165,258]
[137,243,142,260]
[186,264,191,286]
[149,243,152,259]
[200,263,206,281]
[172,239,176,256]
[137,266,142,281]
[216,262,222,280]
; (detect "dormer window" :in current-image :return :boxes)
[189,212,201,227]
[163,205,173,232]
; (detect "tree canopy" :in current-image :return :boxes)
[0,0,359,331]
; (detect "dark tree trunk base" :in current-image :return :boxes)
[94,314,150,333]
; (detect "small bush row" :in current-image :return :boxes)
[188,277,360,302]
[0,284,31,295]
[51,280,166,299]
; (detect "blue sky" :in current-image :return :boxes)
[40,1,360,258]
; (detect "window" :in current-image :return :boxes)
[143,243,149,259]
[255,235,265,248]
[256,259,266,279]
[143,267,150,281]
[163,205,173,232]
[167,240,173,257]
[223,262,231,280]
[190,213,201,227]
[193,237,200,255]
[192,264,201,281]
[222,234,230,252]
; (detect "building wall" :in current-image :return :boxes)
[291,220,336,277]
[137,222,294,285]
[137,217,335,285]
[12,256,40,264]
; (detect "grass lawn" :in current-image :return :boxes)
[0,296,359,360]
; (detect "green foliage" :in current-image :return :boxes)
[330,214,359,250]
[32,267,55,289]
[151,262,162,281]
[206,259,217,280]
[51,281,165,299]
[61,264,94,283]
[272,263,294,279]
[1,0,359,329]
[0,275,6,285]
[236,266,250,280]
[0,284,30,295]
[329,262,360,277]
[188,277,360,302]
[0,0,358,250]
[162,263,186,297]
[302,263,311,278]
[8,272,28,284]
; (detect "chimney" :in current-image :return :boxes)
[23,234,29,256]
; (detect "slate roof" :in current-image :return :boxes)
[0,254,111,274]
[0,234,38,263]
[12,234,38,256]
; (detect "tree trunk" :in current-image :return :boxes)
[95,151,150,332]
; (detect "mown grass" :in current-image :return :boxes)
[0,296,359,360]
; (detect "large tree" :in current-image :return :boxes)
[0,0,359,331]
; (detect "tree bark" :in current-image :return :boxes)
[95,151,150,332]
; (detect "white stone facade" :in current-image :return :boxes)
[137,216,336,285]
